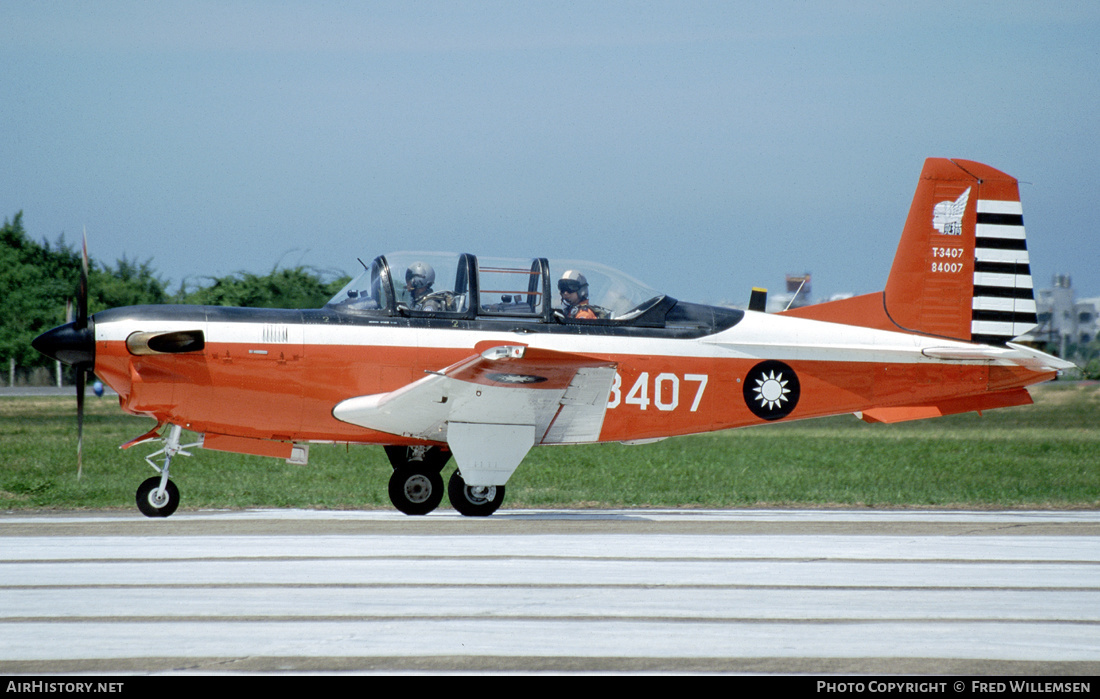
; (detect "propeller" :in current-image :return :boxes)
[31,229,94,479]
[75,230,89,478]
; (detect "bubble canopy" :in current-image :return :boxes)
[326,251,669,324]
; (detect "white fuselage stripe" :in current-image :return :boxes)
[92,309,1030,367]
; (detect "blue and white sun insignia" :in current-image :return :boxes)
[743,360,800,420]
[752,370,791,411]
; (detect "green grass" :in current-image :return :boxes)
[2,382,1098,511]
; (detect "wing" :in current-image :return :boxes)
[332,344,617,485]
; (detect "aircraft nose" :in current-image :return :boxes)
[32,321,95,367]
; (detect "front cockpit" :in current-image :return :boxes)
[325,251,742,334]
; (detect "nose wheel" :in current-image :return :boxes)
[136,476,180,518]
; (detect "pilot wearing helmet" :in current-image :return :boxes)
[405,262,458,312]
[405,262,436,308]
[558,270,609,320]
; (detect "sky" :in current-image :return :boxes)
[3,2,1099,307]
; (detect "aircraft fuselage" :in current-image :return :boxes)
[87,302,1053,451]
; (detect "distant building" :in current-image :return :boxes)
[1019,275,1100,353]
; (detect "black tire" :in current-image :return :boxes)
[388,465,445,515]
[448,470,505,517]
[384,445,452,472]
[135,476,180,518]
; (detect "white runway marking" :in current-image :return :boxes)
[1,509,1098,673]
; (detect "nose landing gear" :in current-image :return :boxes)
[136,424,199,518]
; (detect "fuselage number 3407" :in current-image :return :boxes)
[607,372,709,412]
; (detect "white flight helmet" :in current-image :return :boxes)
[558,270,589,301]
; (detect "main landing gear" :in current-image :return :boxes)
[385,445,506,517]
[385,445,448,516]
[447,470,505,517]
[136,424,199,518]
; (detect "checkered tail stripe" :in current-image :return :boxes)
[971,199,1038,345]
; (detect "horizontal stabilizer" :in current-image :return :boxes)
[857,388,1033,424]
[922,342,1076,372]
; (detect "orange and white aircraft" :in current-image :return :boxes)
[33,158,1072,517]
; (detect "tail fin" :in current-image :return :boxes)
[883,158,1037,345]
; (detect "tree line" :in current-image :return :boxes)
[1,211,349,382]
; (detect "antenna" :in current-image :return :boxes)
[784,277,807,312]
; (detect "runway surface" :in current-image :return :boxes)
[1,507,1098,674]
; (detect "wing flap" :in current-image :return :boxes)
[542,366,618,444]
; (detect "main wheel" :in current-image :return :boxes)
[388,465,445,515]
[136,476,180,518]
[448,470,505,517]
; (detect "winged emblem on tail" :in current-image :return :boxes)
[932,187,970,235]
